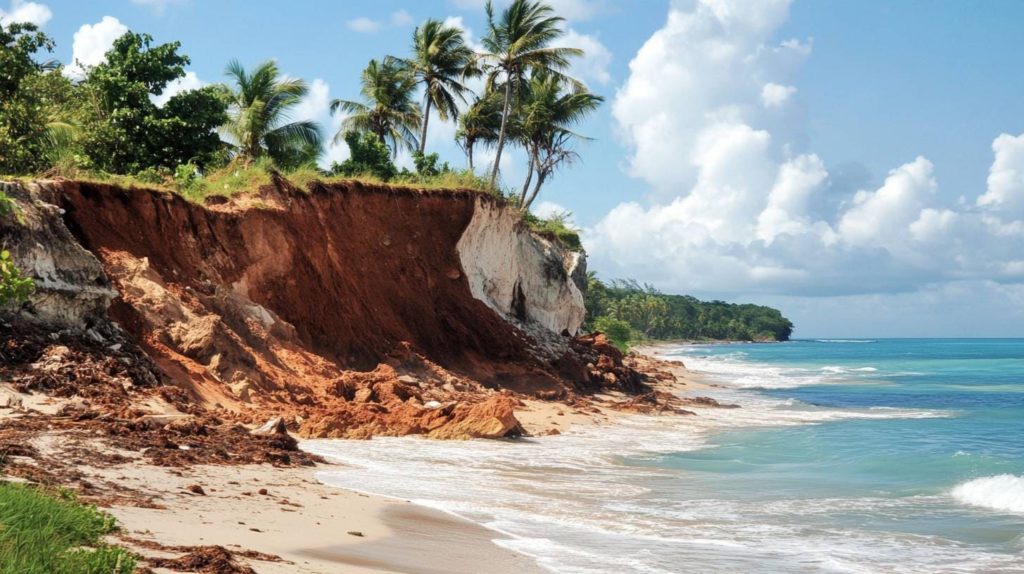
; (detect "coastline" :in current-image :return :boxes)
[1,345,713,573]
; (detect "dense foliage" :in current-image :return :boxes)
[0,22,58,174]
[77,32,229,173]
[0,482,136,573]
[585,276,794,346]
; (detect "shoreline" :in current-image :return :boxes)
[1,344,713,573]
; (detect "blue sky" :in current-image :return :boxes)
[6,0,1024,337]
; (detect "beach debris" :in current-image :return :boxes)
[186,484,206,495]
[251,416,288,436]
[347,530,365,537]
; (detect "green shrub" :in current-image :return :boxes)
[523,209,583,252]
[329,131,397,181]
[593,316,636,351]
[0,482,136,573]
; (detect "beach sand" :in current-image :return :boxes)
[82,452,544,574]
[2,345,708,573]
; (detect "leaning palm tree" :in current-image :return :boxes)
[390,19,478,155]
[222,59,322,168]
[517,72,603,211]
[479,0,582,189]
[330,59,421,156]
[455,92,503,171]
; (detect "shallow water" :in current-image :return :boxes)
[306,339,1024,573]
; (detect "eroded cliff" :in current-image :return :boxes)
[1,178,648,439]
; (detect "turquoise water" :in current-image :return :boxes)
[308,339,1024,573]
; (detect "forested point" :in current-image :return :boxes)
[585,276,794,349]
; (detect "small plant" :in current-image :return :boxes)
[134,166,171,185]
[173,162,207,197]
[0,250,34,305]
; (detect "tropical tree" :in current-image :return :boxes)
[455,92,502,171]
[391,19,477,155]
[223,59,322,169]
[515,71,602,210]
[330,59,420,156]
[78,32,229,174]
[479,0,582,189]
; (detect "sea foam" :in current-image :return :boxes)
[951,475,1024,513]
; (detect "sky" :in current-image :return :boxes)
[5,0,1024,338]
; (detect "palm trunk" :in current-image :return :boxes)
[519,144,536,206]
[418,97,431,155]
[523,168,547,212]
[489,76,514,189]
[467,142,474,171]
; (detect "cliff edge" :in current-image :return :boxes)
[1,178,645,439]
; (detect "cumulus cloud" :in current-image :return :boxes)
[589,0,1024,302]
[977,133,1024,217]
[346,17,380,33]
[63,16,129,80]
[0,0,52,26]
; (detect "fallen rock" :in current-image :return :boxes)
[186,484,206,495]
[427,396,524,440]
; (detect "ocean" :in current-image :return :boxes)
[305,339,1024,573]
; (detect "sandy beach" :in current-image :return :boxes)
[1,347,714,573]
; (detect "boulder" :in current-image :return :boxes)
[427,396,524,440]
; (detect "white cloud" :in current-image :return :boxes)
[756,153,827,244]
[553,28,611,85]
[0,0,52,26]
[836,156,936,248]
[533,200,577,224]
[346,17,380,33]
[589,0,1024,303]
[151,70,202,106]
[612,0,807,193]
[291,78,349,168]
[63,16,129,80]
[391,9,413,26]
[761,82,796,108]
[977,132,1024,217]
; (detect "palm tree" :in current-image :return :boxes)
[480,0,582,189]
[517,72,603,211]
[222,59,322,167]
[391,19,477,155]
[330,59,420,156]
[455,92,502,171]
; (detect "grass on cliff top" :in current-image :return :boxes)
[0,481,136,573]
[29,158,496,203]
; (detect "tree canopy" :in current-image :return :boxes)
[585,276,795,346]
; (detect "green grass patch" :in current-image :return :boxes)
[0,481,136,574]
[522,209,583,252]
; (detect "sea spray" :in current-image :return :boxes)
[952,475,1024,513]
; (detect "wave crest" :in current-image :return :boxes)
[951,475,1024,513]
